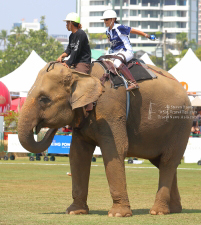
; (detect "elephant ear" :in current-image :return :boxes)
[70,70,102,110]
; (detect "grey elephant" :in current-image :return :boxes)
[18,62,192,217]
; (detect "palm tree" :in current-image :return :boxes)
[0,30,8,50]
[10,26,26,41]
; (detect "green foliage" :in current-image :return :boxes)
[179,49,188,58]
[89,33,107,40]
[0,16,64,77]
[155,31,162,39]
[0,29,8,50]
[3,111,19,131]
[195,47,201,60]
[150,53,176,70]
[176,32,188,52]
[188,39,198,51]
[166,53,177,70]
[150,56,163,69]
[89,40,96,49]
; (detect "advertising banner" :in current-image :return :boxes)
[48,135,72,154]
[48,135,102,155]
[0,116,3,133]
[184,138,201,163]
[8,134,37,153]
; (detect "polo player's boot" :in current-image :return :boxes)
[118,63,139,91]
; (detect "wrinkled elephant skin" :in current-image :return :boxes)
[18,62,192,217]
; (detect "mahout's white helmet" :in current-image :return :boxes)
[101,10,117,20]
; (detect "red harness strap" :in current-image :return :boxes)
[147,66,178,82]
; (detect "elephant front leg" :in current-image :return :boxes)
[101,135,132,217]
[66,133,95,215]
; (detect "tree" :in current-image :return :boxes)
[150,56,163,69]
[0,30,8,50]
[188,39,198,52]
[40,16,47,31]
[10,26,27,42]
[0,16,64,77]
[178,49,188,59]
[176,32,188,52]
[150,53,176,70]
[154,31,162,40]
[3,111,19,132]
[166,53,177,70]
[195,47,201,60]
[84,29,96,49]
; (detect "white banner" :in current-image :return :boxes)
[184,138,201,163]
[8,134,37,153]
[0,116,4,133]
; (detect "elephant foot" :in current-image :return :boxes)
[169,202,182,213]
[150,204,170,215]
[108,204,132,217]
[66,202,89,215]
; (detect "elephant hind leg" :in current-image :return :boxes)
[169,171,182,213]
[149,157,182,214]
[150,163,177,215]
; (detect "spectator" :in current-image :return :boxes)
[191,121,200,137]
[196,111,201,120]
[62,126,72,135]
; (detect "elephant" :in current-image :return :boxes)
[18,61,193,217]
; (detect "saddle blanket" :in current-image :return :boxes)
[97,58,157,88]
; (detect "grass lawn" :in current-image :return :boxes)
[0,157,201,225]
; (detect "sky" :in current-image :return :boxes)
[0,0,76,36]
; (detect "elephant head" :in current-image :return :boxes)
[18,62,102,153]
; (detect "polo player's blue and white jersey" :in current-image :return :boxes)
[106,23,132,52]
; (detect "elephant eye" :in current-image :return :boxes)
[39,96,51,105]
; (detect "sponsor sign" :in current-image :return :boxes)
[48,135,102,155]
[8,134,37,153]
[48,135,72,154]
[184,138,201,163]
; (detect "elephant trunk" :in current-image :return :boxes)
[18,99,57,153]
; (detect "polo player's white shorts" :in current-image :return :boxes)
[107,48,134,68]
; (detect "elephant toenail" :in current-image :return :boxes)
[108,213,113,217]
[69,211,75,215]
[158,212,164,215]
[115,213,122,217]
[150,210,157,215]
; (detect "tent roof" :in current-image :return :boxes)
[140,53,155,66]
[0,50,47,93]
[168,48,201,92]
[191,96,201,107]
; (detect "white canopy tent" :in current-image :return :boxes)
[191,96,201,107]
[168,48,201,93]
[0,50,47,96]
[140,53,155,66]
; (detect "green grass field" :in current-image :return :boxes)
[0,157,201,225]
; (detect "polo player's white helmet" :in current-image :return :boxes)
[101,10,117,20]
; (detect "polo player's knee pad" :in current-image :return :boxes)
[113,59,122,68]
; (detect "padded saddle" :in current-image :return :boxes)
[94,57,157,88]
